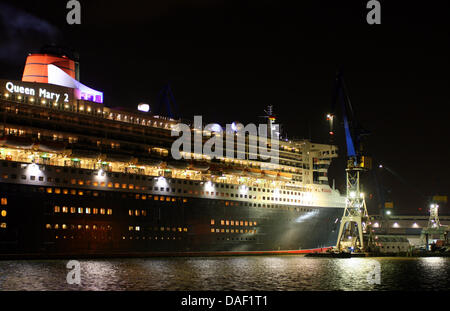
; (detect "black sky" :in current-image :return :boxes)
[1,0,449,215]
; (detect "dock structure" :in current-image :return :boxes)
[369,214,450,248]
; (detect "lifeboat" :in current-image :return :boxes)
[223,166,243,175]
[0,135,34,149]
[33,140,66,153]
[263,170,278,177]
[136,158,163,167]
[277,172,293,181]
[103,153,134,163]
[261,172,277,180]
[189,161,210,171]
[69,149,101,159]
[167,160,189,170]
[246,168,262,177]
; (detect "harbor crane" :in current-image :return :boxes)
[421,201,449,250]
[327,71,373,252]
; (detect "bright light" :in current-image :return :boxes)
[373,222,379,228]
[138,103,150,112]
[412,223,419,228]
[26,163,41,176]
[156,176,167,187]
[393,222,399,228]
[430,204,435,208]
[95,169,105,181]
[360,192,364,198]
[239,185,248,194]
[349,191,356,198]
[386,210,391,215]
[204,181,214,192]
[378,164,383,168]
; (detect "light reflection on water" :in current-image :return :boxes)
[0,256,449,291]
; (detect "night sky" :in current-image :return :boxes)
[1,1,449,215]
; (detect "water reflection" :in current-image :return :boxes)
[0,256,448,291]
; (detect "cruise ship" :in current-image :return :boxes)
[0,48,346,257]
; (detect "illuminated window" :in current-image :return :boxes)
[46,188,53,194]
[78,191,83,196]
[54,206,60,213]
[45,224,51,229]
[93,208,98,214]
[62,224,67,230]
[135,226,140,231]
[0,223,7,229]
[128,210,133,216]
[230,220,234,226]
[107,209,112,215]
[86,208,91,214]
[140,210,145,216]
[62,206,68,213]
[78,207,83,214]
[240,221,244,226]
[55,188,61,194]
[1,210,6,217]
[63,189,68,194]
[70,189,76,195]
[135,210,140,216]
[221,220,225,225]
[107,182,113,188]
[54,224,59,229]
[226,220,229,225]
[70,207,76,213]
[244,221,248,226]
[210,219,215,225]
[100,208,105,215]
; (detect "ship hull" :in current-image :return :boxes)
[0,180,342,258]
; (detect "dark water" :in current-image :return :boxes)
[0,256,449,291]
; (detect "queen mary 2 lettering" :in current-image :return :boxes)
[5,81,68,103]
[0,48,346,258]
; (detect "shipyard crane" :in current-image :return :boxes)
[327,71,373,252]
[155,83,179,119]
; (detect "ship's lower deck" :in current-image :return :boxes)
[0,180,343,257]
